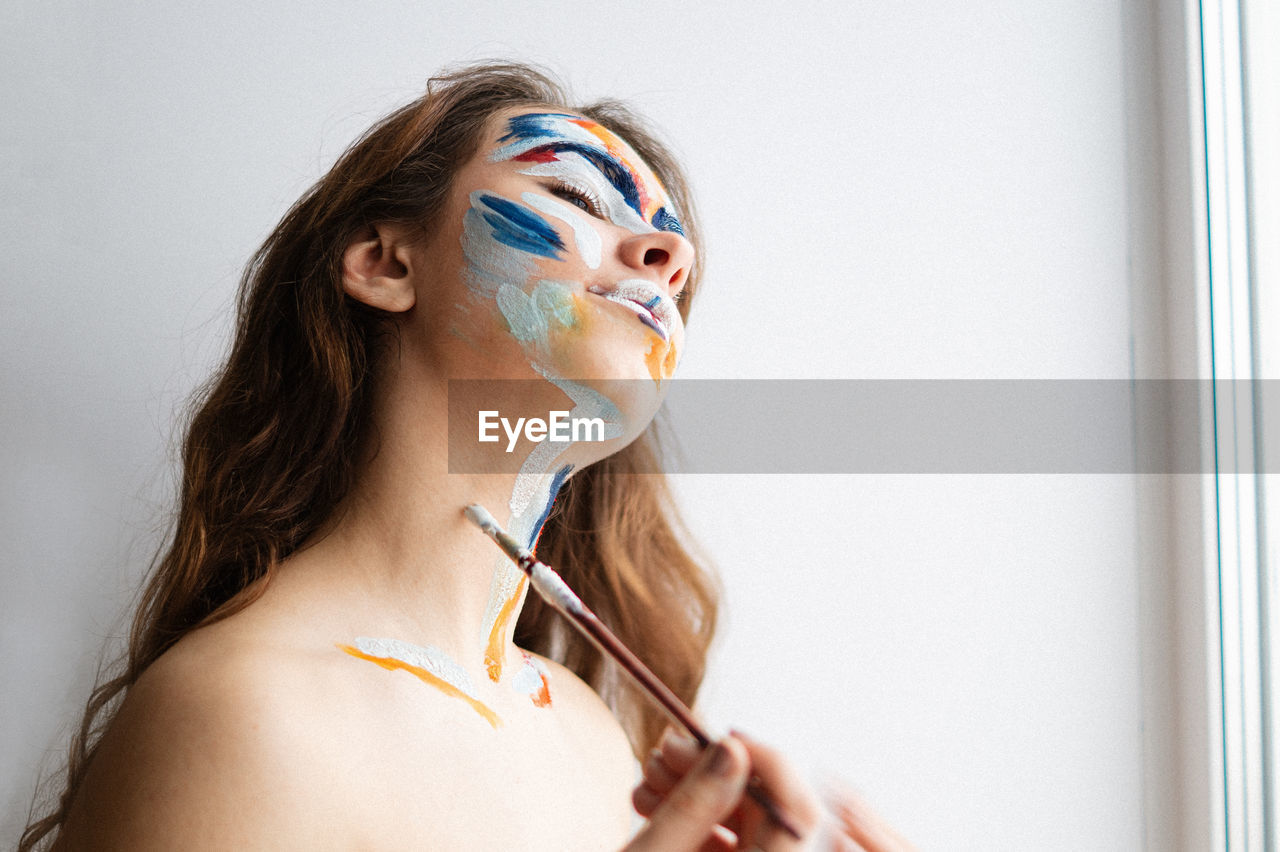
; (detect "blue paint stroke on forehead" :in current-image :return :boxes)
[477,192,564,260]
[497,112,583,144]
[497,113,685,236]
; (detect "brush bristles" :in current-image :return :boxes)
[464,503,582,614]
[528,560,584,615]
[463,503,523,561]
[463,503,499,534]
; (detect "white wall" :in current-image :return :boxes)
[2,1,1156,848]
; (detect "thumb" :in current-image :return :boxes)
[625,737,749,851]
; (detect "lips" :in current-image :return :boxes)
[588,280,679,342]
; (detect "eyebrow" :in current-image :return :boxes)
[497,113,685,235]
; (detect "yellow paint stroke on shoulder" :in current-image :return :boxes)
[485,574,528,681]
[337,644,502,728]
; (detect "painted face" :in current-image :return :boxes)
[421,107,696,558]
[435,109,693,392]
[488,111,686,238]
[340,113,697,710]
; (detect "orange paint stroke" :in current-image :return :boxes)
[568,117,668,220]
[337,644,501,728]
[569,291,592,333]
[570,117,626,161]
[484,574,528,682]
[645,338,679,386]
[521,653,553,708]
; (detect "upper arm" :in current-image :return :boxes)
[539,656,640,827]
[58,647,340,851]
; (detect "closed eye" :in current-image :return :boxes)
[548,181,604,219]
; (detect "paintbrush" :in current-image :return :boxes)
[463,503,802,841]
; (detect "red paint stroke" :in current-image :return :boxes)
[514,148,559,163]
[521,651,553,708]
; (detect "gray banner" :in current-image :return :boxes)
[446,380,1279,473]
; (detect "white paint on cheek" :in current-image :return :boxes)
[520,192,602,269]
[353,636,478,698]
[515,155,653,235]
[461,192,539,298]
[495,282,548,346]
[495,279,578,349]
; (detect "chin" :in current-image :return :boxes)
[545,312,682,381]
[554,401,662,473]
[522,353,668,467]
[545,340,671,404]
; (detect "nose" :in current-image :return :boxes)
[618,230,695,300]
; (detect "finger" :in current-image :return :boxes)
[716,801,751,840]
[824,787,916,852]
[729,801,766,850]
[642,746,684,794]
[805,811,870,852]
[624,737,749,852]
[733,732,824,836]
[830,830,869,852]
[634,775,733,823]
[632,782,662,818]
[659,728,704,775]
[656,734,749,839]
[652,732,794,843]
[638,730,732,821]
[701,824,739,852]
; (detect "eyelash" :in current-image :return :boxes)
[549,181,604,218]
[545,180,690,304]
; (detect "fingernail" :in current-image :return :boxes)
[660,728,697,755]
[707,742,734,777]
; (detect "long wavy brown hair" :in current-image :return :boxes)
[21,61,718,850]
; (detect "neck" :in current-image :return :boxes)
[284,358,575,690]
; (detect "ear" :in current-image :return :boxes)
[341,223,417,312]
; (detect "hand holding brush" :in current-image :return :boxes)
[465,504,917,851]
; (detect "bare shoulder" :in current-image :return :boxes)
[535,652,639,778]
[58,623,348,850]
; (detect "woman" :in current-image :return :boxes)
[22,62,910,850]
